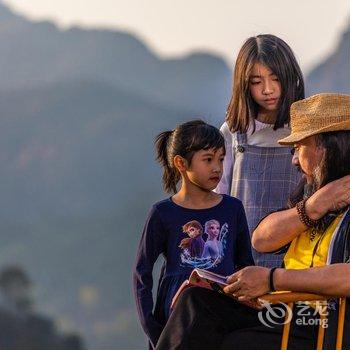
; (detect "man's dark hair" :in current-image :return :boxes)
[288,131,350,232]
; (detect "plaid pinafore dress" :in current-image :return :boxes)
[231,132,300,267]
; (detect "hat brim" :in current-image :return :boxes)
[278,120,350,145]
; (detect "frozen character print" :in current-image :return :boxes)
[202,219,222,261]
[180,219,229,269]
[179,220,205,259]
[201,220,229,267]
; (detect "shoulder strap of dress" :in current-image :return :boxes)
[236,132,247,145]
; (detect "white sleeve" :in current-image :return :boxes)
[214,122,234,195]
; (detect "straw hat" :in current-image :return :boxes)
[278,93,350,145]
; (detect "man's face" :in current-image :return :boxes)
[292,136,325,183]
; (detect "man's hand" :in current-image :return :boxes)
[306,175,350,220]
[223,266,270,301]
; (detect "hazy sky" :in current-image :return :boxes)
[4,0,350,73]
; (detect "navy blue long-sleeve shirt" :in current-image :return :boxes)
[133,195,254,348]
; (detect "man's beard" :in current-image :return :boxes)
[303,164,323,199]
[312,164,323,189]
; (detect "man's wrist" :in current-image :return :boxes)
[272,268,284,291]
[304,198,323,221]
[269,267,277,292]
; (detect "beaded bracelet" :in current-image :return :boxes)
[296,199,318,228]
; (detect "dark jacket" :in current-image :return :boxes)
[324,207,350,350]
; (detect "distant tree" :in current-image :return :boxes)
[0,265,85,350]
[60,334,85,350]
[0,265,33,314]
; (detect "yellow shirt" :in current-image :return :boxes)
[284,216,342,270]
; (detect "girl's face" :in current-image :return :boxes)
[249,62,281,114]
[184,148,225,191]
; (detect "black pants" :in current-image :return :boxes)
[156,287,318,350]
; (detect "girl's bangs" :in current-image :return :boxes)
[188,127,225,153]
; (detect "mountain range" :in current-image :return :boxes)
[0,2,349,349]
[307,22,350,94]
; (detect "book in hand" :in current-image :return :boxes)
[171,268,263,310]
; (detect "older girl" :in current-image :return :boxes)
[216,34,304,267]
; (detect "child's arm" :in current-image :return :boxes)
[133,206,167,348]
[215,122,234,194]
[235,202,255,268]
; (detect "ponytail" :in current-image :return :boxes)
[155,131,180,193]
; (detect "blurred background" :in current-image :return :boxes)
[0,0,349,349]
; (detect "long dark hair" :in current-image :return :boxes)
[155,120,225,193]
[226,34,305,133]
[289,131,350,231]
[315,131,350,188]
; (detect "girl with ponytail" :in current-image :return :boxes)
[133,120,254,349]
